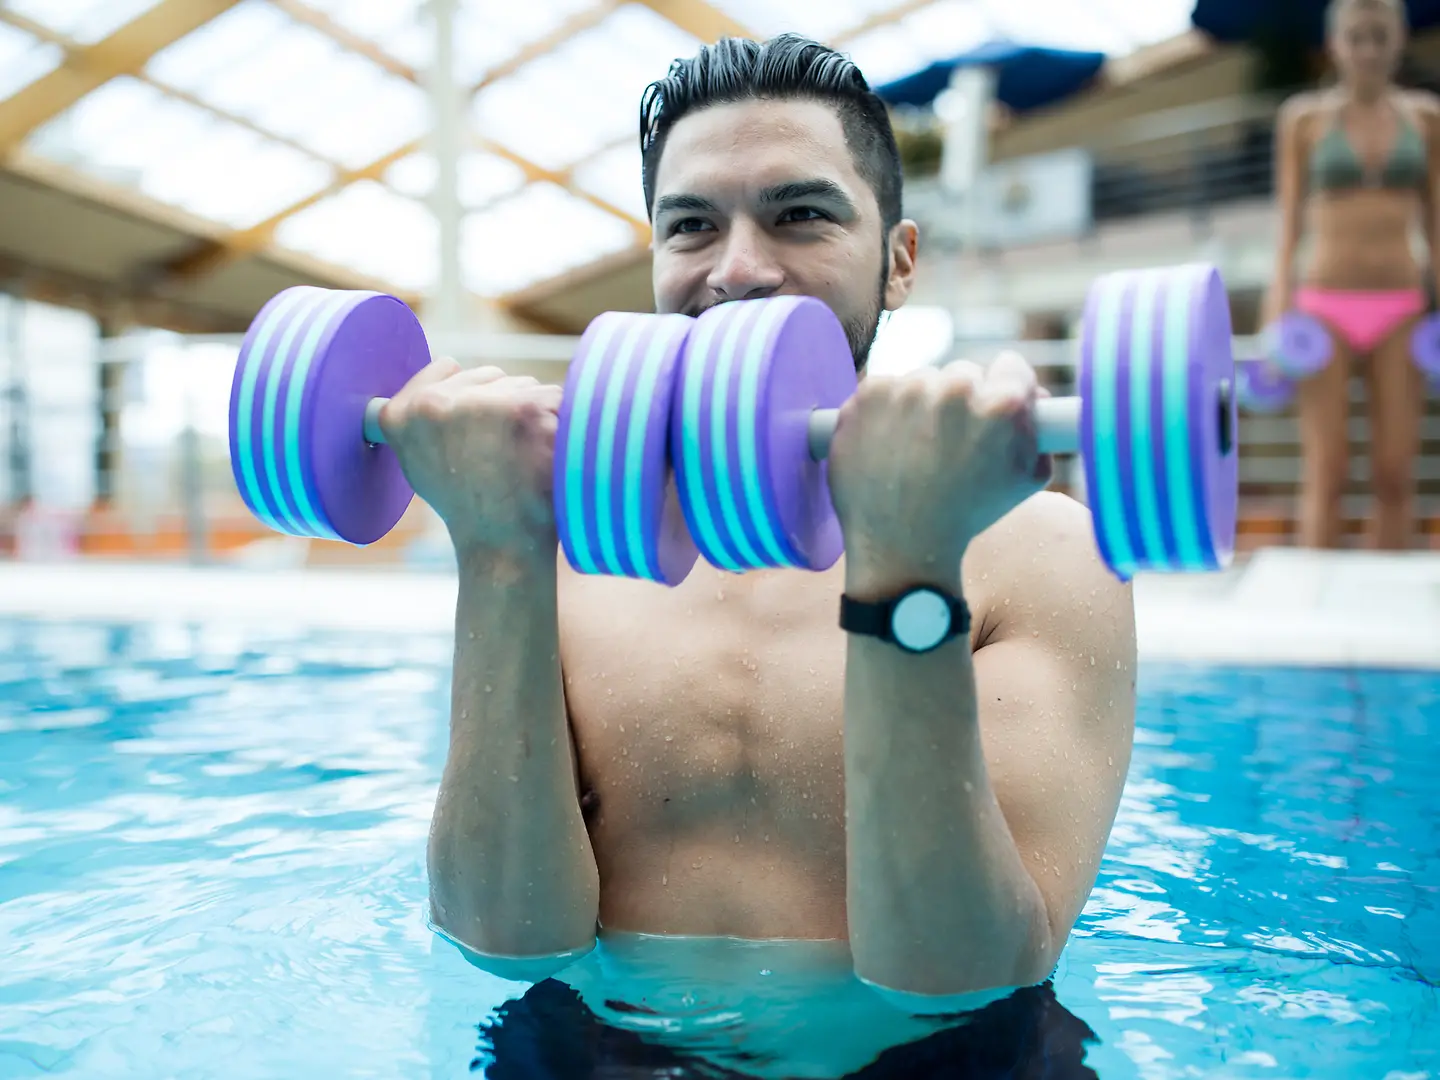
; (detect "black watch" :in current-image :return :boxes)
[839,586,971,655]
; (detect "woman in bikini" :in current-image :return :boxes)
[1266,0,1439,549]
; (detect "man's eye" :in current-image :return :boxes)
[669,218,713,236]
[779,206,828,223]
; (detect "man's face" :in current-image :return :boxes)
[648,98,918,371]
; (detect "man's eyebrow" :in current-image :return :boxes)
[759,179,856,211]
[652,193,719,216]
[652,181,858,218]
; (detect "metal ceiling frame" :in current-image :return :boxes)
[0,0,944,312]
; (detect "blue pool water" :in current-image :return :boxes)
[0,618,1436,1079]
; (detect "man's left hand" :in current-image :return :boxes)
[826,352,1054,575]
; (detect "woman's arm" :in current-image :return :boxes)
[1410,91,1440,288]
[1264,94,1312,324]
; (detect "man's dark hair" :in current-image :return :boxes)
[639,34,904,232]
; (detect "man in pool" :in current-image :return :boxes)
[382,33,1137,1010]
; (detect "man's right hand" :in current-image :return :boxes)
[377,359,564,560]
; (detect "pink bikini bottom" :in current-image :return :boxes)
[1294,287,1427,354]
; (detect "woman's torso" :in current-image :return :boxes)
[1299,89,1430,290]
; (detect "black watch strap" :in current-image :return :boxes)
[838,593,892,638]
[839,586,971,654]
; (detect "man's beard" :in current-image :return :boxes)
[845,248,891,374]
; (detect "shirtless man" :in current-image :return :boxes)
[383,34,1137,1004]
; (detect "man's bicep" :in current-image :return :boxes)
[976,636,1134,936]
[971,529,1137,936]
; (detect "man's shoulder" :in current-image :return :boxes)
[968,491,1133,626]
[973,490,1107,574]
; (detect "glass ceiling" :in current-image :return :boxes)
[0,0,1196,308]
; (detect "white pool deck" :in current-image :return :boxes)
[0,547,1436,669]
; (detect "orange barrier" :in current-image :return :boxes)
[1,501,1436,564]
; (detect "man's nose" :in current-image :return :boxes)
[706,220,784,302]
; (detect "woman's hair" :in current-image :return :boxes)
[1326,0,1408,34]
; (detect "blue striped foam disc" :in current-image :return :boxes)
[1079,263,1237,579]
[554,311,699,585]
[228,287,428,545]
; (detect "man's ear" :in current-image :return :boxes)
[884,220,919,311]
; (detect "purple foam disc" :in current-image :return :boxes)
[228,286,428,545]
[1410,312,1440,380]
[554,311,698,586]
[1079,263,1237,580]
[1235,358,1295,414]
[1265,311,1332,377]
[672,296,857,573]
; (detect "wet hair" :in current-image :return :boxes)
[1326,0,1407,34]
[638,34,903,232]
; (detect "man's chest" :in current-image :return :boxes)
[559,570,849,831]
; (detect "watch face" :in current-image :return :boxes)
[890,589,953,653]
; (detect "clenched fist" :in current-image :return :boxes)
[826,352,1053,573]
[378,359,563,561]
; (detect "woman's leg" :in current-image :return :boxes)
[1365,319,1426,550]
[1294,334,1354,548]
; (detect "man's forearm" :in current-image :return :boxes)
[843,557,1051,997]
[428,549,599,963]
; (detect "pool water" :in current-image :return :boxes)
[0,619,1435,1079]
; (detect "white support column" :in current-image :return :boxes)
[426,0,466,338]
[937,63,997,249]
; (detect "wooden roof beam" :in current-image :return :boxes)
[831,0,944,47]
[163,0,642,283]
[0,0,242,155]
[633,0,754,42]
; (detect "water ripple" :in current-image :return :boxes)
[0,628,1435,1078]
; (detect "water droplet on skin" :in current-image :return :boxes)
[763,834,770,843]
[1004,598,1011,606]
[1032,630,1039,638]
[460,710,468,720]
[692,860,703,869]
[467,631,476,640]
[621,748,628,756]
[662,874,668,886]
[734,834,740,843]
[619,723,626,733]
[963,781,974,793]
[1107,756,1114,766]
[759,968,772,976]
[484,685,492,694]
[1090,656,1096,666]
[665,735,673,742]
[508,773,518,782]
